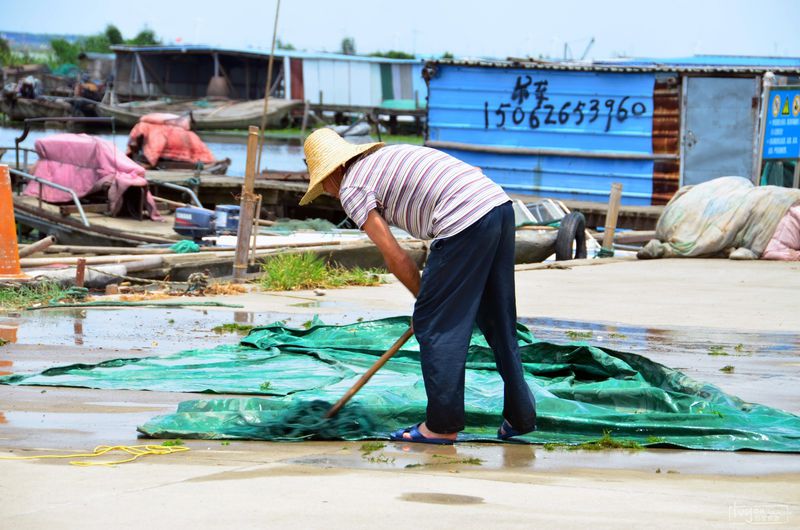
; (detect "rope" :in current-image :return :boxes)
[25,301,244,310]
[0,444,189,466]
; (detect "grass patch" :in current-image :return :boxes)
[645,436,666,444]
[734,343,745,353]
[161,439,184,446]
[608,332,628,340]
[543,431,642,451]
[0,281,69,309]
[565,330,593,340]
[212,323,255,334]
[259,253,383,291]
[220,441,230,446]
[719,365,735,373]
[707,345,729,356]
[259,381,272,391]
[0,338,7,347]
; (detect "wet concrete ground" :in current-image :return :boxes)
[1,259,799,528]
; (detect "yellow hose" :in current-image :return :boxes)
[0,444,190,466]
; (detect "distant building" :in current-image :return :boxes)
[424,55,800,205]
[110,45,427,112]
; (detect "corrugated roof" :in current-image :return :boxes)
[110,44,421,64]
[428,55,800,74]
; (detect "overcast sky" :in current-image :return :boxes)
[4,0,799,60]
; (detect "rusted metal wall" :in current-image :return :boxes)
[651,75,681,204]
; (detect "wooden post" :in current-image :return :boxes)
[234,126,260,281]
[75,258,86,288]
[600,183,623,257]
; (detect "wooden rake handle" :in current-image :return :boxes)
[325,326,415,418]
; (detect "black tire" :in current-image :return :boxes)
[555,212,587,261]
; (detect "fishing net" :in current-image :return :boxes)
[3,317,800,451]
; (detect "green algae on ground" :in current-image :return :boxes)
[359,442,385,455]
[543,431,643,451]
[565,330,593,340]
[212,323,255,334]
[405,455,483,469]
[708,345,729,356]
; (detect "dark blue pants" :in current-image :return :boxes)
[413,202,537,434]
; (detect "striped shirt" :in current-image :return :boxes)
[340,145,509,240]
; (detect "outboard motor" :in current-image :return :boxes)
[174,207,216,241]
[173,205,242,241]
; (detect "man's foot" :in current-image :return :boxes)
[389,422,458,445]
[407,422,458,442]
[497,419,534,440]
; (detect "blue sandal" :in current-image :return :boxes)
[390,423,456,445]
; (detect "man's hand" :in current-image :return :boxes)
[362,210,420,297]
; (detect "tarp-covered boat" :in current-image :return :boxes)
[126,113,230,174]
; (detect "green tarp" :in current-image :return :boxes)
[3,317,800,451]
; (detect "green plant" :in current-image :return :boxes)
[161,439,184,446]
[369,50,415,59]
[608,332,627,340]
[259,253,382,291]
[220,441,230,446]
[259,381,272,391]
[734,343,745,353]
[719,365,735,373]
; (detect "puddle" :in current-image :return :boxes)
[287,441,800,476]
[290,301,342,309]
[520,316,800,357]
[399,492,484,505]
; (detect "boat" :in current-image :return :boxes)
[0,95,96,121]
[95,97,302,130]
[126,113,231,175]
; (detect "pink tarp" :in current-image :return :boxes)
[127,113,216,168]
[763,204,800,261]
[24,133,161,220]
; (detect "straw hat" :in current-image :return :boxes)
[299,128,384,205]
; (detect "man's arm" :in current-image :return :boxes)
[362,210,420,297]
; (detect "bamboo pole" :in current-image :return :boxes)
[234,126,261,281]
[18,235,57,258]
[256,0,281,175]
